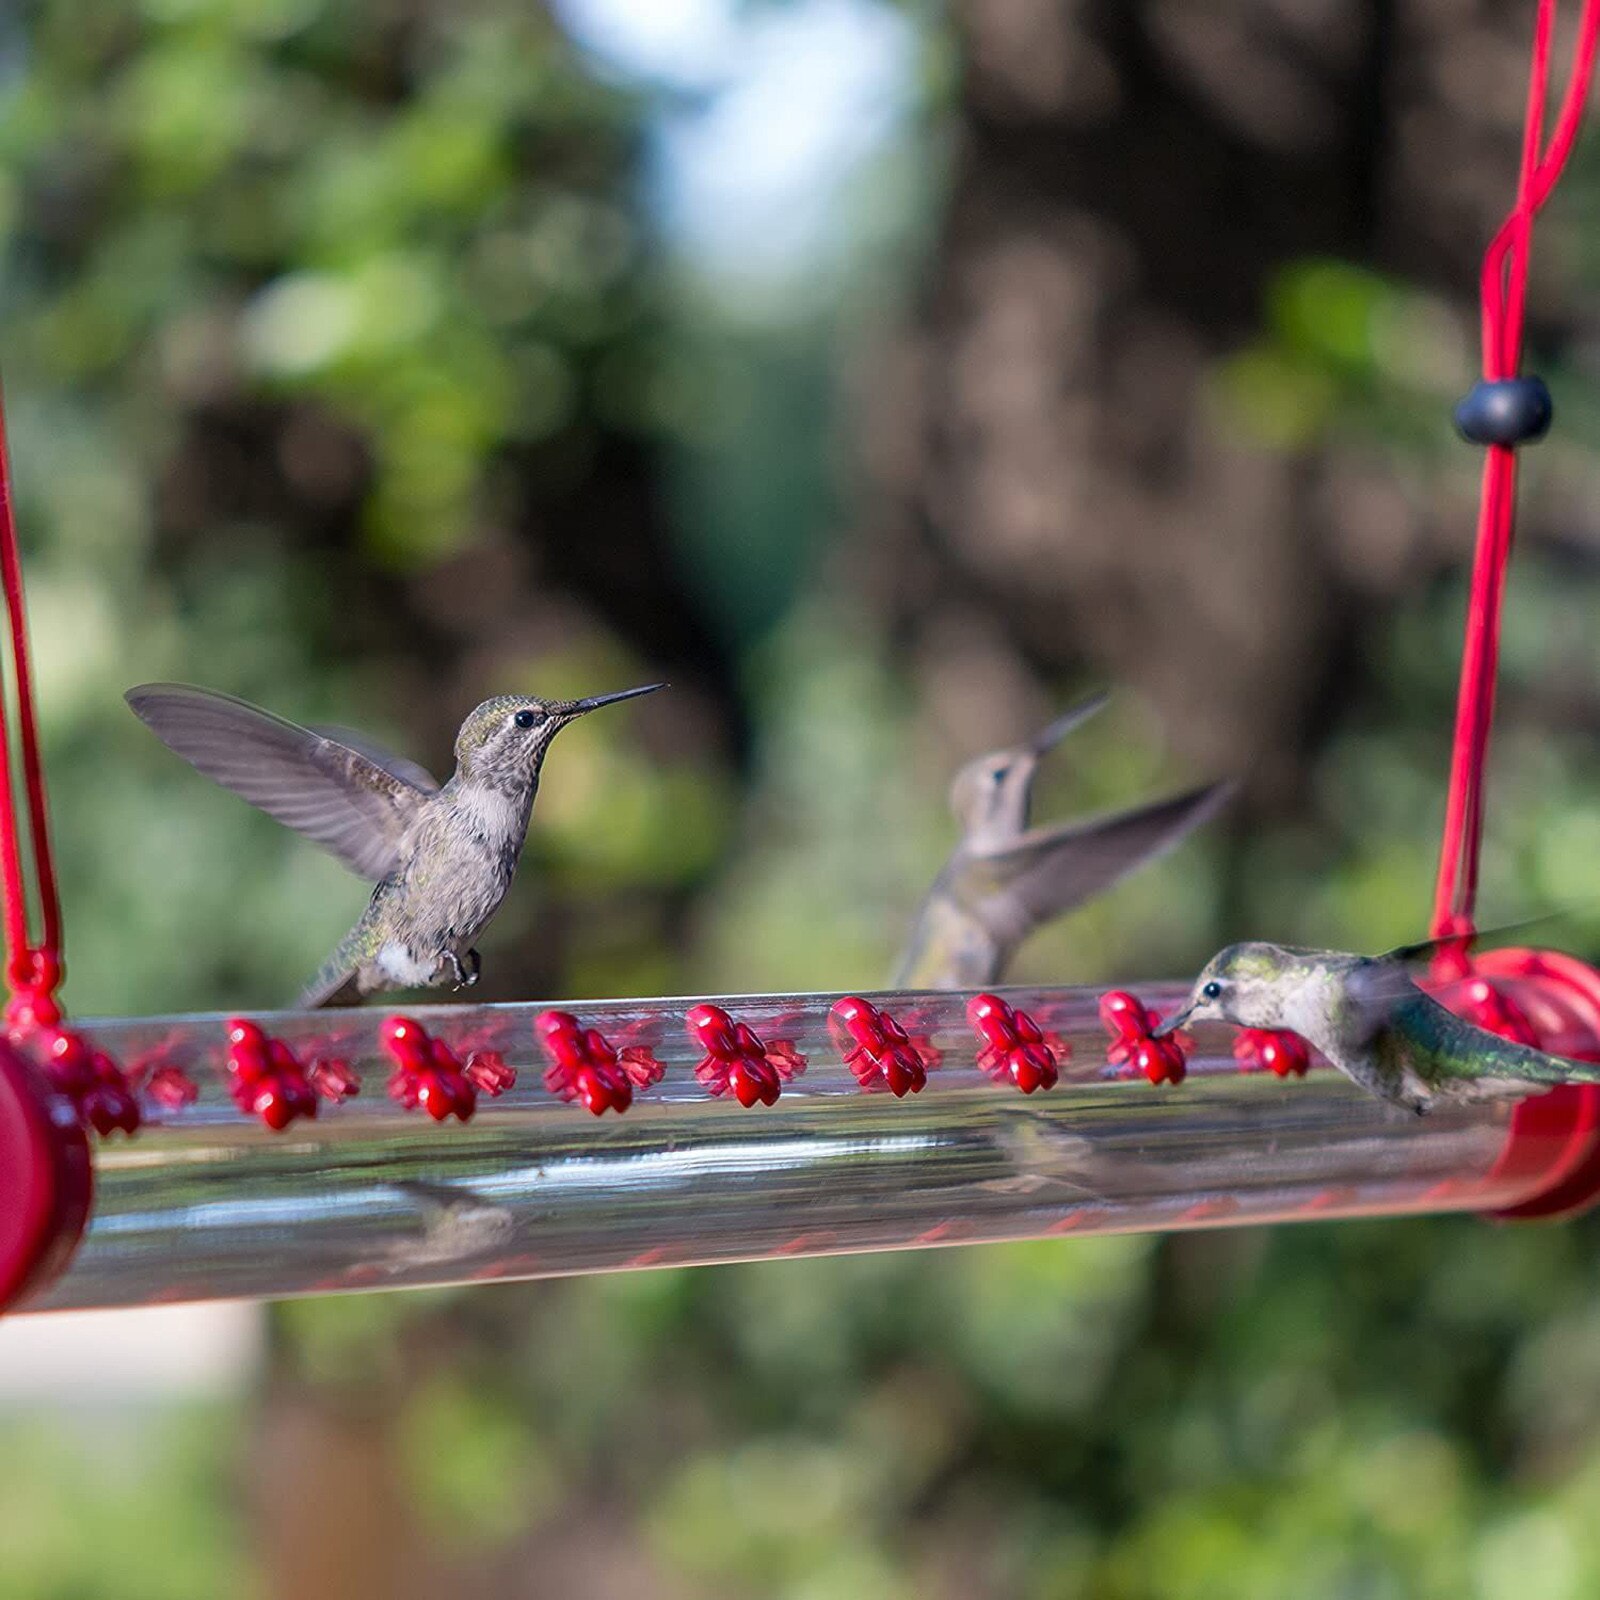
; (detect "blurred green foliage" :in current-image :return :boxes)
[0,0,731,1016]
[7,2,1600,1599]
[0,1408,252,1598]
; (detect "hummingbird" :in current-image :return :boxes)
[1158,939,1600,1113]
[894,693,1232,988]
[382,1179,516,1271]
[125,680,664,1007]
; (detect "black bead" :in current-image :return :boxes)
[1454,377,1553,446]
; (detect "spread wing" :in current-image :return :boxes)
[126,683,438,881]
[1378,913,1564,967]
[308,725,441,797]
[970,781,1233,947]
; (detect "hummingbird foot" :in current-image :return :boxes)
[444,950,481,991]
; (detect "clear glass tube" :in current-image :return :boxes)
[25,983,1538,1312]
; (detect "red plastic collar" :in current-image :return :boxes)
[1431,947,1600,1221]
[0,1037,91,1311]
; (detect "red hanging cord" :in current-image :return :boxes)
[0,390,63,1014]
[1431,0,1600,947]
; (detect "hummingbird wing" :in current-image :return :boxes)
[126,683,438,881]
[1377,913,1568,967]
[1344,957,1433,1041]
[967,781,1233,948]
[307,725,441,797]
[1330,920,1571,1052]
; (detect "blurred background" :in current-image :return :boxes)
[7,0,1600,1594]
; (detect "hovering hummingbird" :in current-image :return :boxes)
[894,693,1231,988]
[1158,938,1600,1113]
[125,680,664,1007]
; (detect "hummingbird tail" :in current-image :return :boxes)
[1430,1002,1600,1090]
[296,945,362,1009]
[1501,1053,1600,1088]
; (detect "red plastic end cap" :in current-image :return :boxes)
[0,1038,91,1312]
[1456,948,1600,1221]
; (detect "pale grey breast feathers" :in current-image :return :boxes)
[126,683,439,881]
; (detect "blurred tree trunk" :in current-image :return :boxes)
[859,0,1532,797]
[252,1386,419,1600]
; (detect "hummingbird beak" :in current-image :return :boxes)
[559,682,667,719]
[1028,691,1110,756]
[1151,1005,1193,1039]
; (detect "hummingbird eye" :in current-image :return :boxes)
[1201,980,1223,1001]
[513,709,538,730]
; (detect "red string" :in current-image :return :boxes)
[1431,0,1600,944]
[0,389,63,1006]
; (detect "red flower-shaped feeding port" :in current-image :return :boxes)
[465,1050,517,1096]
[687,1003,806,1107]
[381,1016,513,1123]
[536,1010,663,1116]
[42,1027,140,1136]
[967,994,1060,1094]
[829,996,931,1097]
[309,1057,363,1103]
[7,978,140,1137]
[1232,1028,1311,1079]
[1099,991,1187,1087]
[143,1062,199,1111]
[225,1019,325,1131]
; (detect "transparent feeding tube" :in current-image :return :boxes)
[22,978,1552,1314]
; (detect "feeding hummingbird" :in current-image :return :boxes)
[1158,938,1600,1113]
[894,693,1232,988]
[125,680,664,1007]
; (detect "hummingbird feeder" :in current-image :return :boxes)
[5,0,1600,1315]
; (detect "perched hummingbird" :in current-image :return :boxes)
[894,693,1231,988]
[125,680,663,1007]
[1158,939,1600,1113]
